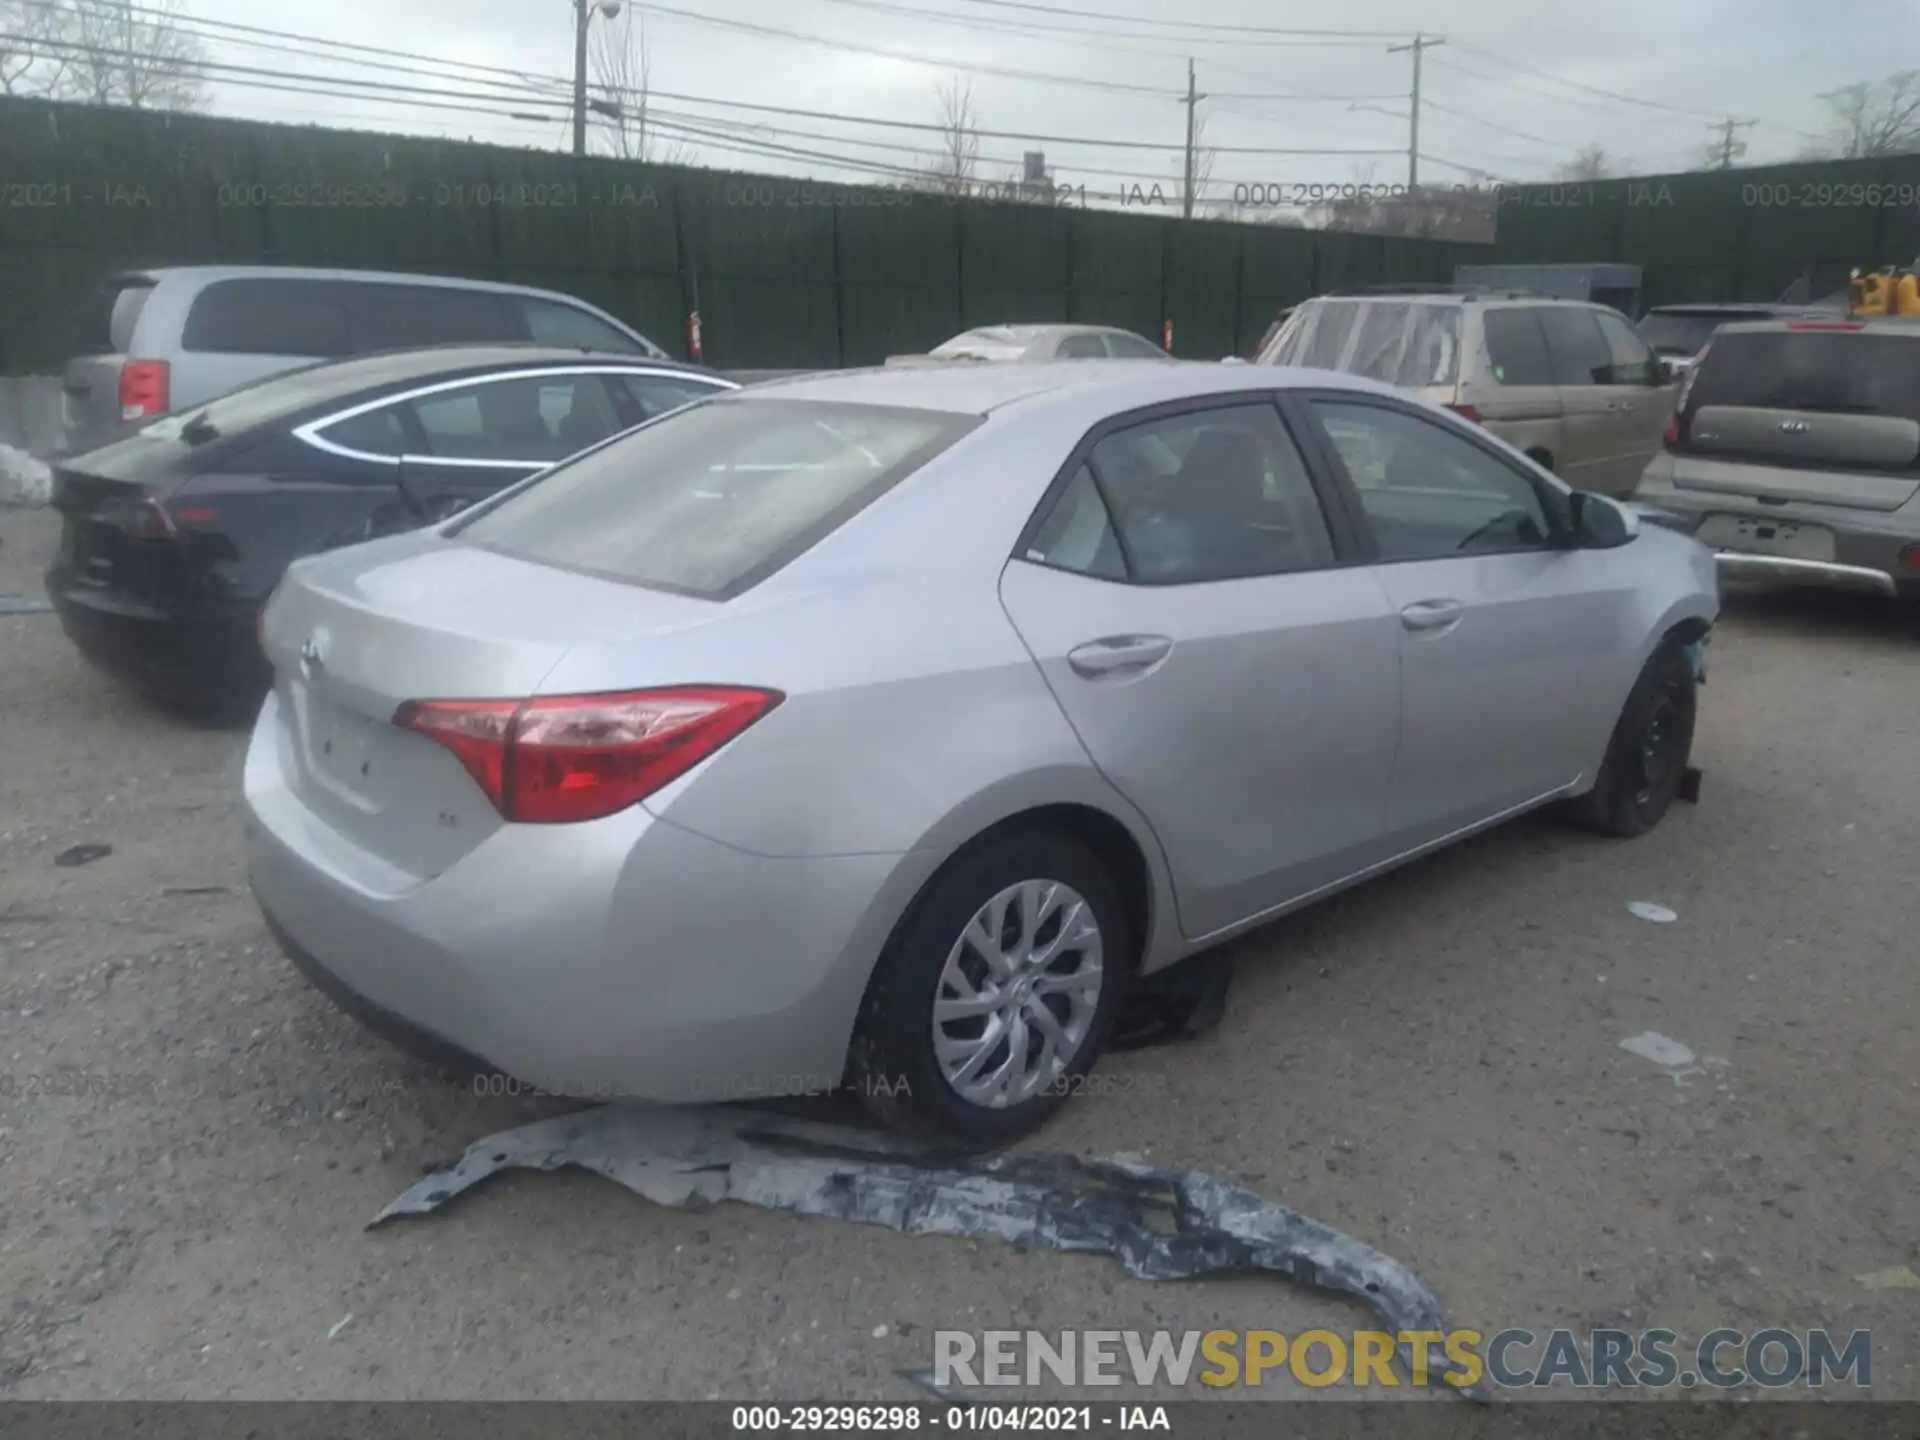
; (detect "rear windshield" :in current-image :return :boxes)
[1684,330,1920,424]
[1638,312,1737,356]
[1260,299,1461,387]
[453,399,980,598]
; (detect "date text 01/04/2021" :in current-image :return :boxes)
[730,1404,1173,1432]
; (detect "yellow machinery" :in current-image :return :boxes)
[1848,264,1920,316]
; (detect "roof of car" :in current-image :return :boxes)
[113,265,616,304]
[1645,302,1834,316]
[722,358,1396,416]
[182,346,728,414]
[1708,316,1920,338]
[951,324,1141,342]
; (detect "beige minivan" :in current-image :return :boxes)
[1259,292,1675,497]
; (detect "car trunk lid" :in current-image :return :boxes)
[1672,327,1920,508]
[261,536,724,876]
[48,440,199,608]
[61,275,161,454]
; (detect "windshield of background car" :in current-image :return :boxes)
[453,398,981,598]
[1638,313,1731,356]
[1259,299,1461,387]
[1683,330,1920,424]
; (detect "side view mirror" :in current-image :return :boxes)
[1569,490,1637,548]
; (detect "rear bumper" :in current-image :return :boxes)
[1710,553,1898,596]
[1627,476,1918,597]
[46,562,268,703]
[242,692,920,1103]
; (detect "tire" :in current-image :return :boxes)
[848,831,1131,1146]
[1565,641,1697,838]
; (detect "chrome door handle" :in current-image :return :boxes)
[1399,599,1465,632]
[1067,634,1173,678]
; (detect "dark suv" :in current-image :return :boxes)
[1632,317,1920,604]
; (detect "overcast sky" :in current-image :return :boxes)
[178,0,1908,210]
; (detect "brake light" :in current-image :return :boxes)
[118,360,170,421]
[1664,415,1682,447]
[1444,402,1483,424]
[1900,544,1920,572]
[394,686,783,824]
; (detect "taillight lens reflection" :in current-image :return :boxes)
[395,687,783,824]
[119,360,170,421]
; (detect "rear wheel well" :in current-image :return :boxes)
[841,803,1155,1093]
[954,805,1152,971]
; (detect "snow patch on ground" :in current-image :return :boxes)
[0,442,51,506]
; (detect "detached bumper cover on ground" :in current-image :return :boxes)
[372,1104,1484,1399]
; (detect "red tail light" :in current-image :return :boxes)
[1900,544,1920,572]
[1444,402,1484,424]
[118,360,170,421]
[394,686,783,824]
[1664,415,1682,447]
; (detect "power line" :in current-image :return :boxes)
[1449,39,1727,122]
[903,0,1412,39]
[14,1,1395,154]
[763,0,1408,51]
[638,1,1183,97]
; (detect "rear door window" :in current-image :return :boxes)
[1079,403,1336,584]
[453,400,978,597]
[1536,307,1612,386]
[1684,330,1920,425]
[1482,309,1555,386]
[181,279,352,357]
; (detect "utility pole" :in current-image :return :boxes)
[572,0,591,157]
[1710,117,1755,169]
[1387,32,1444,192]
[1182,58,1204,221]
[123,0,138,108]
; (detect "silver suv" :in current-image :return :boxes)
[1633,316,1920,605]
[60,266,668,456]
[1259,291,1674,497]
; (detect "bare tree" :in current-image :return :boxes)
[1558,144,1611,181]
[588,6,689,163]
[919,77,980,196]
[1184,113,1220,217]
[1314,183,1496,243]
[1820,72,1920,158]
[1,0,207,109]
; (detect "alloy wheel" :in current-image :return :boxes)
[931,879,1105,1108]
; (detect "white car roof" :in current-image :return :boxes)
[734,359,1400,416]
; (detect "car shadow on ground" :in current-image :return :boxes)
[1718,582,1914,646]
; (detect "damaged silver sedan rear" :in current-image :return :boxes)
[244,361,1718,1143]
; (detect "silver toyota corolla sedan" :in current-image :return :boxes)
[244,361,1719,1142]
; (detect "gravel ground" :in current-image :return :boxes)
[1,501,1916,1401]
